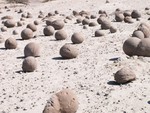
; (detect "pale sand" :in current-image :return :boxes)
[0,0,150,113]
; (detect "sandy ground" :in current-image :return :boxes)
[0,0,150,113]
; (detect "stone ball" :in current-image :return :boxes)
[82,18,90,25]
[34,20,40,25]
[131,10,141,18]
[123,37,141,56]
[124,16,134,23]
[52,20,65,30]
[114,67,136,84]
[132,30,144,39]
[21,28,33,40]
[138,23,150,38]
[89,22,97,27]
[109,26,117,33]
[5,37,17,49]
[115,12,124,22]
[55,29,67,40]
[22,56,37,72]
[95,30,105,37]
[123,10,132,17]
[12,30,18,35]
[100,18,112,29]
[71,32,84,44]
[1,26,7,32]
[4,19,16,28]
[17,21,23,26]
[60,44,78,59]
[43,26,55,36]
[56,89,79,113]
[46,18,55,26]
[24,42,40,57]
[27,23,37,32]
[76,17,82,23]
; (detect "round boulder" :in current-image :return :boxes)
[71,32,84,44]
[5,37,17,49]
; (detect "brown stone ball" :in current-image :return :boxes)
[43,26,55,36]
[123,37,141,56]
[114,67,136,84]
[131,10,141,18]
[24,42,40,57]
[34,20,40,25]
[82,18,90,25]
[132,30,144,39]
[22,56,37,72]
[124,16,134,23]
[21,28,33,40]
[4,19,16,28]
[27,23,37,32]
[110,26,117,33]
[55,29,67,40]
[55,89,79,113]
[115,12,124,22]
[101,19,112,29]
[138,23,150,38]
[89,22,97,27]
[5,37,17,49]
[60,44,78,59]
[71,32,84,44]
[52,20,65,30]
[95,30,105,37]
[1,26,7,32]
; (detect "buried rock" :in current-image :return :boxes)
[43,89,78,113]
[114,67,136,84]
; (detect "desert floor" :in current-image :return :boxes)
[0,0,150,113]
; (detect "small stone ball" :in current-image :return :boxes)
[27,23,37,32]
[89,22,97,27]
[76,17,82,23]
[52,20,65,30]
[82,18,90,25]
[24,42,40,57]
[132,30,144,39]
[124,16,134,23]
[27,13,33,18]
[17,21,23,26]
[43,26,55,36]
[73,10,79,16]
[21,13,27,18]
[101,19,112,29]
[60,44,78,59]
[34,20,40,25]
[1,26,7,32]
[22,56,37,72]
[21,28,33,40]
[71,32,84,44]
[95,30,105,37]
[56,89,79,113]
[38,14,44,18]
[123,37,141,56]
[90,15,97,19]
[46,18,55,26]
[136,38,150,56]
[12,30,18,35]
[138,23,150,38]
[55,29,67,40]
[97,16,107,24]
[110,26,117,33]
[4,19,16,28]
[131,10,141,18]
[123,10,132,17]
[5,37,17,49]
[114,67,136,84]
[115,12,124,22]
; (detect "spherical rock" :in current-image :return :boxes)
[110,26,117,33]
[115,12,124,22]
[97,16,107,24]
[76,18,82,23]
[27,23,37,32]
[89,22,97,27]
[43,26,55,36]
[46,18,55,26]
[123,37,141,56]
[114,67,136,84]
[4,19,16,28]
[132,30,144,39]
[101,19,112,29]
[55,29,67,40]
[71,32,84,44]
[21,28,33,40]
[56,89,79,113]
[24,42,40,57]
[17,21,23,26]
[95,30,105,37]
[34,20,40,25]
[90,15,97,19]
[52,20,64,30]
[124,16,134,23]
[131,10,141,18]
[138,23,150,38]
[82,18,90,25]
[12,30,18,35]
[5,37,17,49]
[1,26,7,32]
[22,56,37,72]
[136,38,150,56]
[123,10,132,17]
[60,44,78,59]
